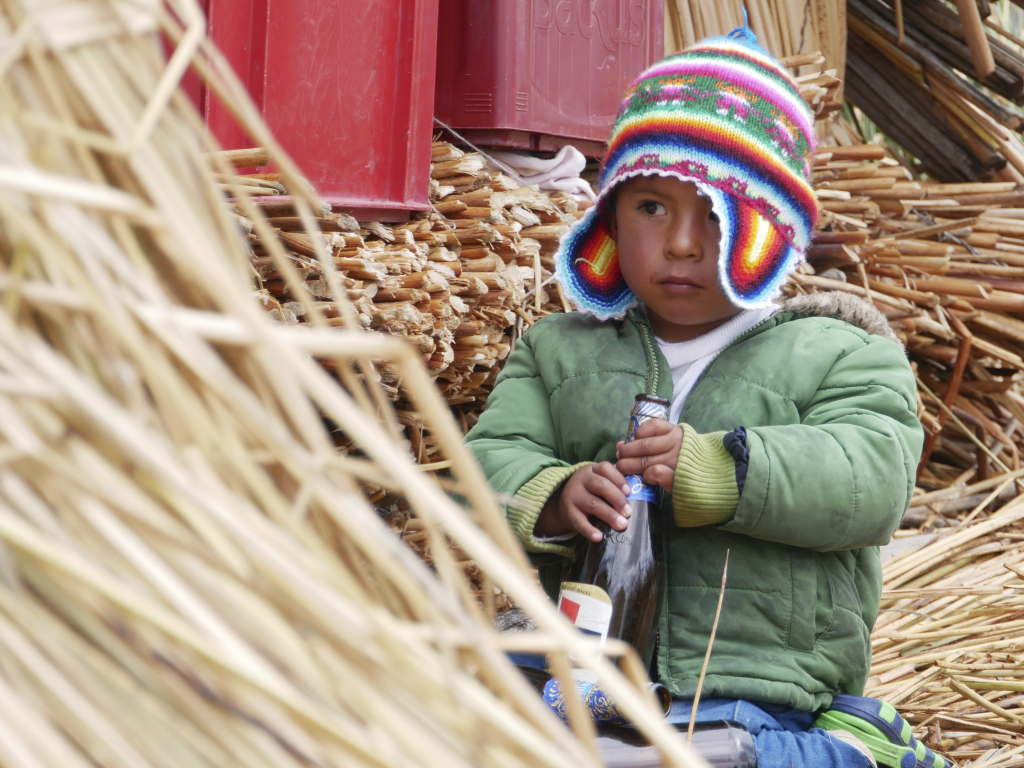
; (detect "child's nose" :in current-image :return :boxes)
[664,213,706,261]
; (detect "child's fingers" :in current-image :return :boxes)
[632,418,674,439]
[573,513,606,543]
[642,463,675,492]
[566,499,627,541]
[614,423,671,458]
[615,455,676,480]
[579,473,630,520]
[615,441,678,474]
[615,455,647,477]
[582,473,629,518]
[617,431,678,460]
[592,461,630,497]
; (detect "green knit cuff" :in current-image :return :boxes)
[673,427,740,528]
[507,462,593,557]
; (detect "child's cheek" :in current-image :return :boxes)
[617,223,662,288]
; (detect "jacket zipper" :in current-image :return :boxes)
[640,323,661,396]
[649,627,661,681]
[631,310,780,685]
[630,309,663,395]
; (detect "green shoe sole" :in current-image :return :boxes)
[813,695,949,768]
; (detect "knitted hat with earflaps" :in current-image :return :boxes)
[554,25,819,319]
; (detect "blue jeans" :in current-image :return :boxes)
[667,698,872,768]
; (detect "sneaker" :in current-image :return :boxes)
[813,695,950,768]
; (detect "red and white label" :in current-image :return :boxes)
[557,582,612,642]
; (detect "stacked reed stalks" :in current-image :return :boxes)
[867,500,1024,767]
[664,0,847,93]
[846,0,1024,183]
[239,140,588,442]
[0,1,697,767]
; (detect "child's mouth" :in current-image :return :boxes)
[660,277,701,293]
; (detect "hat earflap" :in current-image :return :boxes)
[553,197,637,321]
[703,185,804,309]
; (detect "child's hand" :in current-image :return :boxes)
[535,463,632,543]
[615,419,683,493]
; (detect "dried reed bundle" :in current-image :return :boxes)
[846,0,1024,183]
[239,138,581,440]
[664,0,847,99]
[0,1,700,766]
[236,150,588,606]
[867,500,1024,766]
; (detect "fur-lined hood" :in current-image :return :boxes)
[781,291,901,345]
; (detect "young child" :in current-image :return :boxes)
[466,28,942,768]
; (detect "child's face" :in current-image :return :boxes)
[611,175,741,343]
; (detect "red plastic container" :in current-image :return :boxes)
[434,0,664,157]
[196,0,439,219]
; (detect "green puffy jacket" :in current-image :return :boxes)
[466,292,924,712]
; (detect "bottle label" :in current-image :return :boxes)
[557,582,612,643]
[625,398,668,441]
[542,677,627,725]
[625,475,656,502]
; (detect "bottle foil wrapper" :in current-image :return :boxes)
[542,677,672,725]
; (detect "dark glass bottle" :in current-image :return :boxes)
[557,393,670,658]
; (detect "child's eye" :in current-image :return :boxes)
[709,209,720,223]
[639,200,666,216]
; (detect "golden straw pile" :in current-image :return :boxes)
[869,502,1024,767]
[0,1,698,767]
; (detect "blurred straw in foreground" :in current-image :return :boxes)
[0,2,701,767]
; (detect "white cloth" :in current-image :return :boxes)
[487,145,596,202]
[656,307,778,425]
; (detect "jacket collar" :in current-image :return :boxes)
[628,291,900,346]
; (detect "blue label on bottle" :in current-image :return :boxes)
[625,474,657,502]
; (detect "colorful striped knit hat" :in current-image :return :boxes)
[554,26,819,319]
